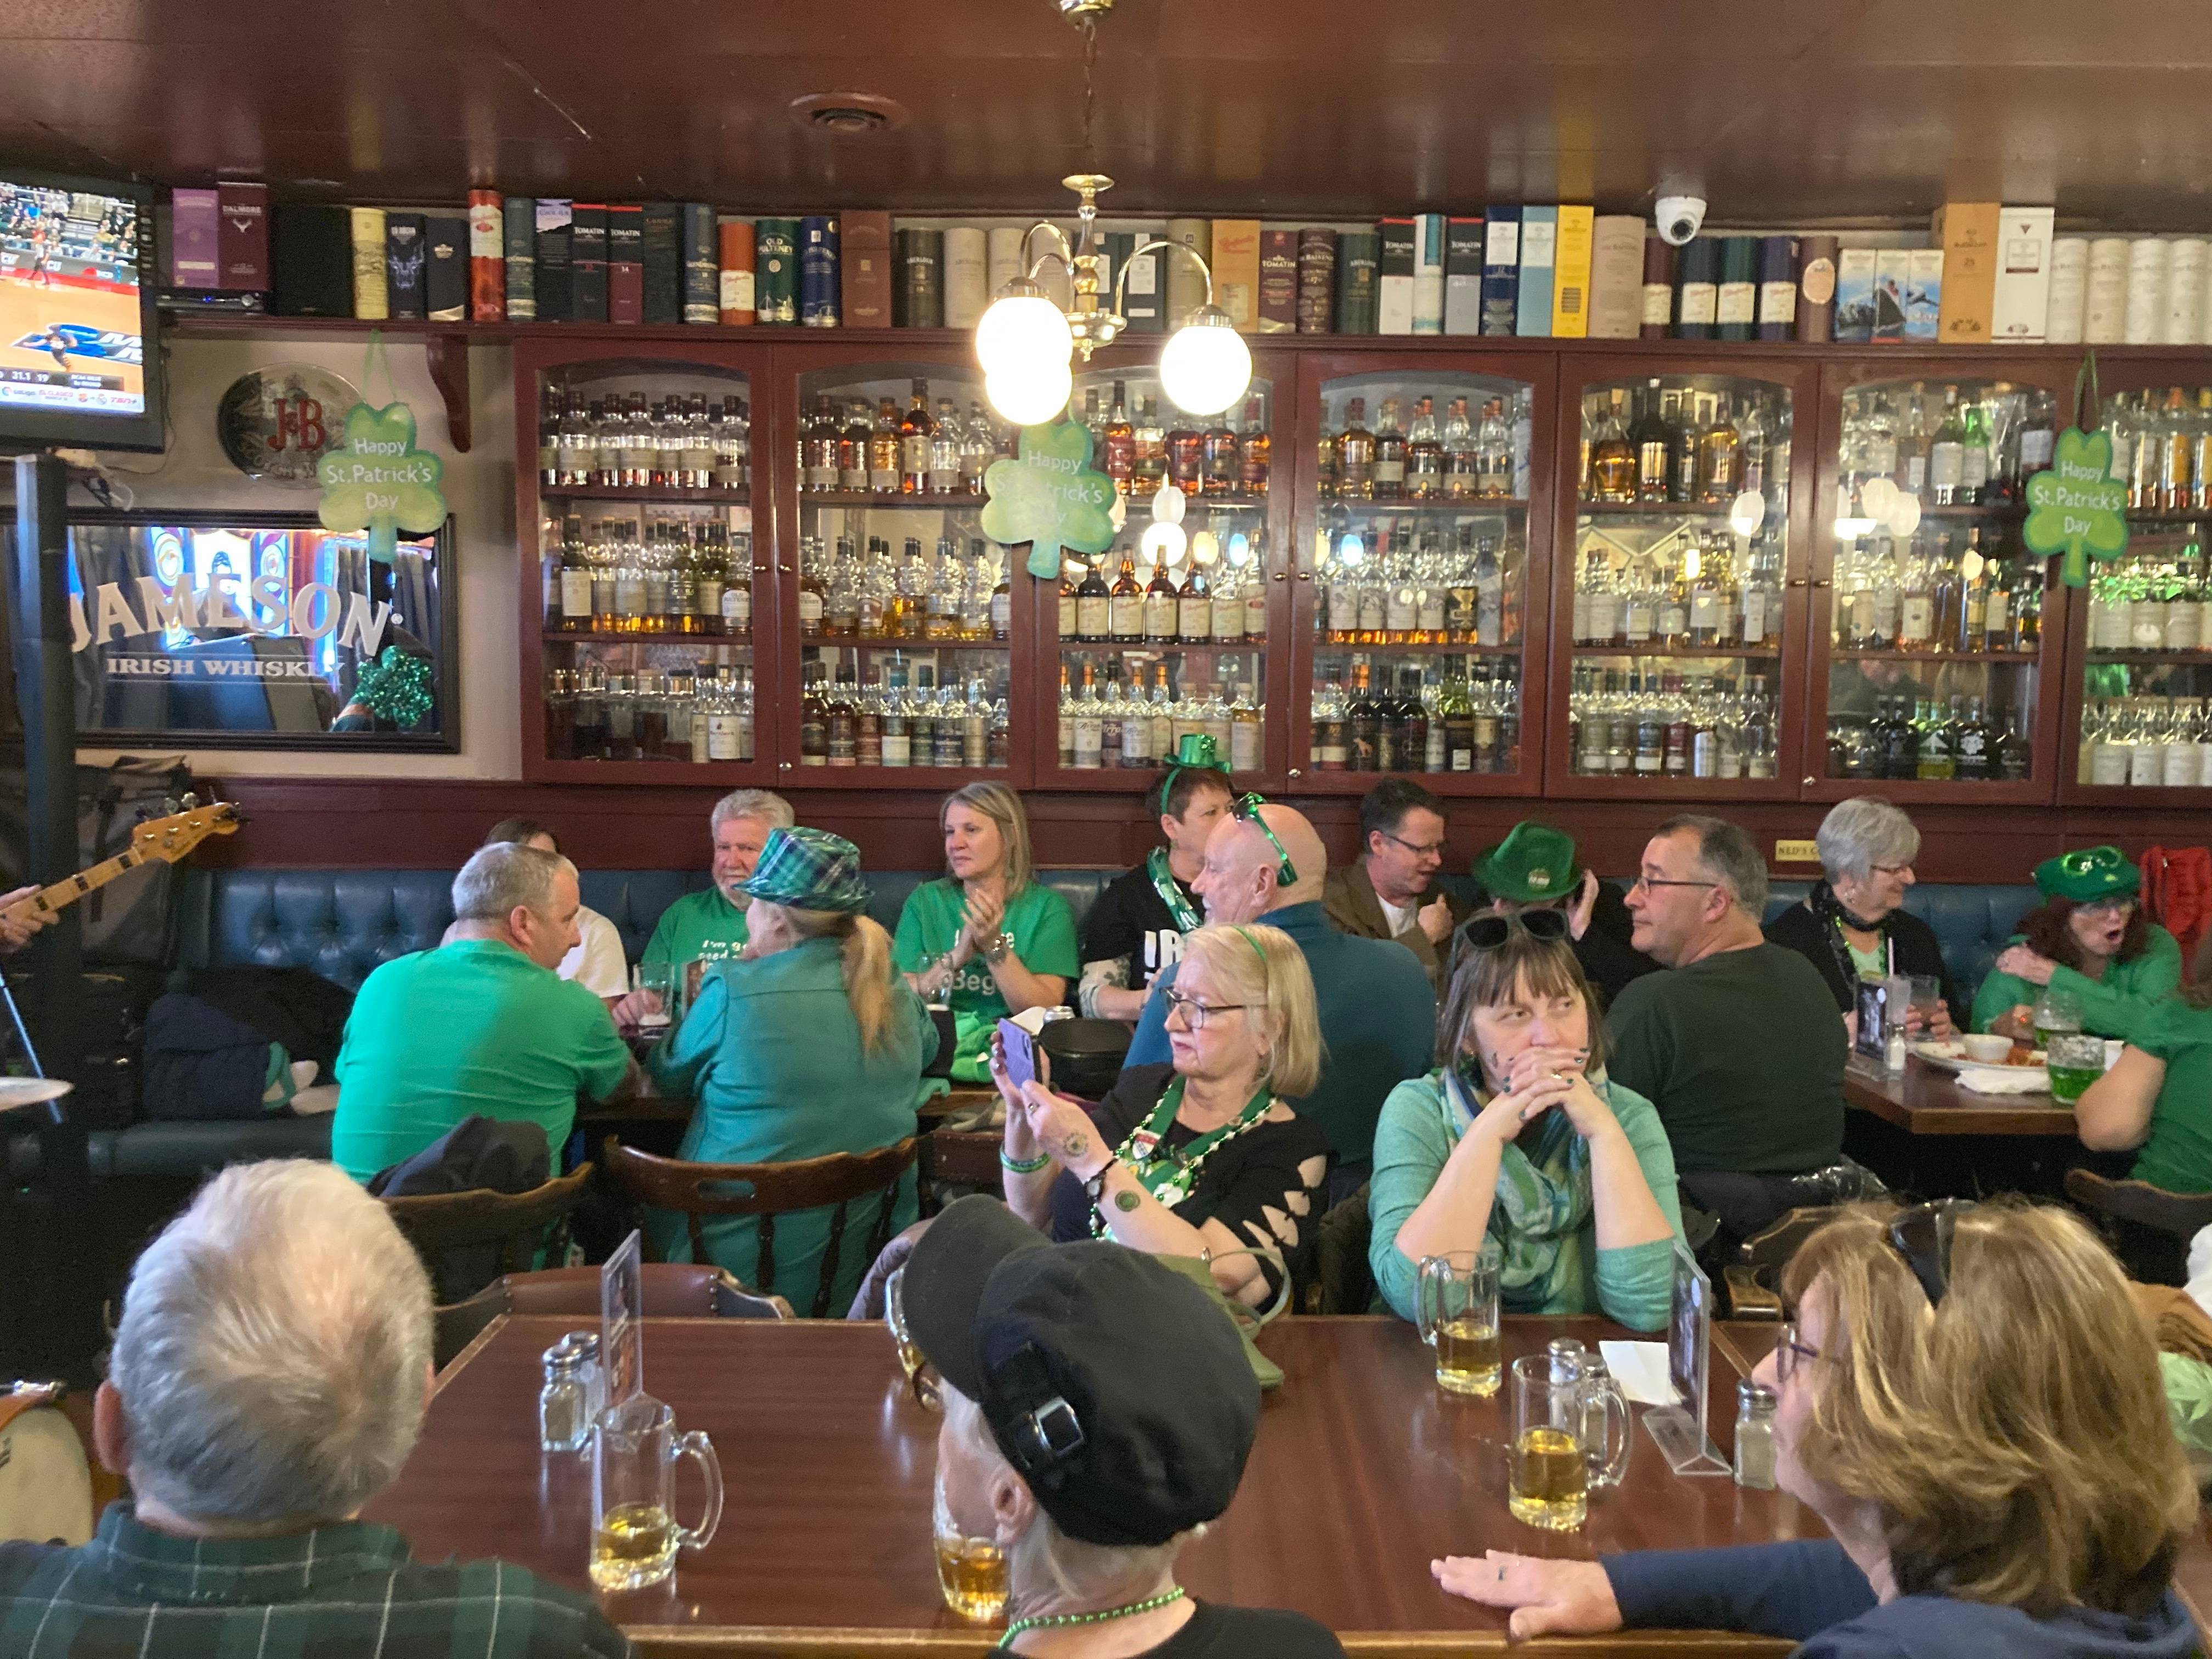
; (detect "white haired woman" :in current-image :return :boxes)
[1763,796,1958,1035]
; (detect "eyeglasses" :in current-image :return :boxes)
[1870,862,1915,877]
[1164,990,1257,1031]
[1457,908,1572,952]
[1888,1198,1971,1309]
[1629,873,1718,893]
[2077,895,2138,919]
[1777,1321,1821,1385]
[1379,831,1448,859]
[1231,792,1299,889]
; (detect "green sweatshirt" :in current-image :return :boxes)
[1969,924,2183,1043]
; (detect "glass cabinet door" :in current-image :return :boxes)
[1816,373,2061,799]
[524,351,761,777]
[1042,361,1278,787]
[1298,363,1546,791]
[1560,370,1798,795]
[786,356,1022,779]
[2065,381,2212,800]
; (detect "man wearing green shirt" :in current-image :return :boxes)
[332,842,636,1181]
[626,789,794,1020]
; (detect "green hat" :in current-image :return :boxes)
[2033,844,2140,905]
[739,826,872,914]
[1471,822,1582,905]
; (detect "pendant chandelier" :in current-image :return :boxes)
[973,3,1252,426]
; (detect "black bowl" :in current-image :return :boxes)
[1036,1017,1132,1100]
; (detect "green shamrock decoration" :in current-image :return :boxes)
[349,646,435,728]
[980,419,1118,580]
[2023,426,2130,588]
[317,401,448,565]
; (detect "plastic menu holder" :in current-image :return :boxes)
[1641,1243,1730,1476]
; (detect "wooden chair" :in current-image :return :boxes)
[1721,1205,1844,1320]
[433,1262,790,1370]
[379,1163,594,1305]
[2066,1169,2212,1285]
[917,1129,1004,1216]
[602,1137,918,1318]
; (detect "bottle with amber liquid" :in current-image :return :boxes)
[826,669,859,766]
[799,663,830,766]
[1203,408,1240,497]
[1109,548,1145,641]
[867,399,901,493]
[1103,380,1135,490]
[1132,398,1167,489]
[1336,398,1376,500]
[1632,379,1671,502]
[1143,554,1180,643]
[1587,388,1635,503]
[1346,661,1383,772]
[1316,400,1341,498]
[899,380,934,494]
[1405,396,1443,499]
[1176,558,1210,643]
[838,399,871,490]
[1076,556,1112,642]
[1238,398,1270,495]
[1165,413,1204,493]
[1697,393,1741,505]
[1371,398,1408,500]
[801,395,840,492]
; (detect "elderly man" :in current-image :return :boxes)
[1127,797,1434,1200]
[641,788,794,977]
[1322,778,1468,987]
[331,842,635,1181]
[0,1160,628,1656]
[1607,814,1847,1239]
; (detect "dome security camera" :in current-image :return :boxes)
[1655,196,1708,247]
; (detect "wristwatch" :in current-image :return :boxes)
[1080,1161,1115,1211]
[984,930,1017,964]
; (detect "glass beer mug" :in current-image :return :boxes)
[1416,1246,1502,1397]
[1507,1351,1631,1531]
[589,1393,724,1592]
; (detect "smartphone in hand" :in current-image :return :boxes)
[997,1018,1038,1092]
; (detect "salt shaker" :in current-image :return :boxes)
[539,1342,592,1453]
[1734,1379,1778,1489]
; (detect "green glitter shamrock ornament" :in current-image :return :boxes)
[350,646,435,727]
[980,419,1118,580]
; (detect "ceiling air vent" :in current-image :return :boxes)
[788,93,909,136]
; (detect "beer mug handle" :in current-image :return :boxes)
[1585,1380,1632,1489]
[670,1429,724,1550]
[1414,1261,1438,1346]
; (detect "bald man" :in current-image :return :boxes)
[1125,802,1436,1203]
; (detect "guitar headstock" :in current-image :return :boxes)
[129,802,244,864]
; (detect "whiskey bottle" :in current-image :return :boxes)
[1238,398,1271,495]
[797,536,827,640]
[1346,661,1383,771]
[900,381,934,494]
[929,397,963,493]
[1109,548,1145,641]
[1076,556,1113,642]
[990,552,1013,641]
[1404,396,1443,500]
[1897,540,1936,652]
[1929,386,1965,505]
[1929,533,1965,651]
[1312,673,1348,770]
[1588,387,1635,503]
[1370,398,1408,500]
[557,516,592,631]
[1177,557,1212,644]
[882,668,913,768]
[1913,697,1955,781]
[1072,663,1104,769]
[1133,398,1168,489]
[1954,695,1992,781]
[1631,379,1670,503]
[803,394,840,492]
[961,402,994,494]
[1336,398,1375,500]
[826,669,859,766]
[1166,413,1204,492]
[1697,394,1741,505]
[896,537,931,640]
[868,398,901,493]
[1203,408,1240,498]
[836,400,870,490]
[1144,553,1180,643]
[1441,397,1477,500]
[1995,706,2032,780]
[1103,380,1135,489]
[927,537,963,641]
[798,664,830,766]
[1669,391,1702,504]
[1475,399,1514,499]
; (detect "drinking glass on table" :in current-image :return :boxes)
[589,1395,723,1591]
[2046,1033,2108,1105]
[884,1266,940,1411]
[2032,985,2083,1051]
[1507,1353,1590,1531]
[636,962,674,1030]
[1908,975,1943,1032]
[1417,1248,1500,1398]
[932,1465,1008,1622]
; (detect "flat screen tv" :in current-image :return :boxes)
[0,167,164,452]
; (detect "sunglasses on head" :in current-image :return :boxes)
[1457,908,1572,951]
[1887,1198,1972,1308]
[1230,792,1299,889]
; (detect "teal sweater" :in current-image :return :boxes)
[1367,1070,1684,1331]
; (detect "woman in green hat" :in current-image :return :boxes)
[1972,846,2183,1043]
[648,826,936,1312]
[1465,821,1659,1010]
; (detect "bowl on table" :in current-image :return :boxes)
[1960,1033,2015,1064]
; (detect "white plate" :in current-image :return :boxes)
[0,1077,71,1113]
[1911,1041,2045,1072]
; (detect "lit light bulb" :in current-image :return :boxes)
[1338,532,1366,566]
[974,282,1072,379]
[1858,477,1898,521]
[1226,531,1252,567]
[1152,481,1187,526]
[1728,490,1768,537]
[1158,305,1252,415]
[1886,493,1922,537]
[1190,529,1220,566]
[1141,521,1187,566]
[984,360,1074,428]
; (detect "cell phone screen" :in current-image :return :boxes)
[998,1018,1037,1091]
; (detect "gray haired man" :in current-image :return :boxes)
[0,1160,630,1656]
[331,842,636,1181]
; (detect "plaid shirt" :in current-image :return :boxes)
[0,1504,631,1658]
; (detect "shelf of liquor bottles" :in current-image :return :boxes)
[1292,357,1550,792]
[1556,366,1807,795]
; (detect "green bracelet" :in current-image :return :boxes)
[998,1149,1052,1175]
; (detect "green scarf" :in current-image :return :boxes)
[1442,1060,1596,1312]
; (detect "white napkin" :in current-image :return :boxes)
[1954,1067,2052,1096]
[1598,1341,1676,1406]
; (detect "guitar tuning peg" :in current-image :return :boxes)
[180,792,199,809]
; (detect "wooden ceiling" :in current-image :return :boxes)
[5,0,2212,228]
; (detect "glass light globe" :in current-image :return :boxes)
[1728,490,1767,537]
[1141,521,1187,566]
[985,360,1074,428]
[1152,481,1187,525]
[974,283,1071,379]
[1226,531,1252,567]
[1886,493,1922,537]
[1858,477,1898,521]
[1158,305,1251,415]
[1190,529,1220,566]
[1338,531,1366,566]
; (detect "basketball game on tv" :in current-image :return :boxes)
[0,177,146,424]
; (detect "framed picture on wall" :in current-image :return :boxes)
[62,509,459,751]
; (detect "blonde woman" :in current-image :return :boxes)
[1442,1200,2199,1655]
[993,923,1330,1309]
[649,827,933,1312]
[894,781,1079,1081]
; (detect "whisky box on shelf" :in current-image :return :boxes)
[1904,247,1944,340]
[943,225,989,328]
[1870,249,1908,342]
[842,211,894,328]
[1442,216,1484,335]
[1411,212,1445,334]
[216,181,268,290]
[1833,247,1876,342]
[385,212,427,320]
[682,204,718,324]
[1639,236,1673,339]
[1930,201,2000,343]
[349,206,388,319]
[642,202,683,324]
[891,226,940,328]
[1991,206,2055,343]
[1335,230,1379,334]
[799,214,840,326]
[1551,206,1593,337]
[1165,219,1210,326]
[424,213,467,320]
[1376,217,1415,335]
[1209,219,1261,330]
[1515,205,1555,336]
[1796,235,1838,343]
[569,204,609,322]
[1123,228,1166,332]
[987,227,1025,301]
[2083,236,2129,344]
[2046,236,2088,343]
[1673,236,1718,340]
[469,190,505,321]
[717,216,755,324]
[502,195,535,321]
[1756,235,1799,341]
[607,203,644,324]
[269,204,354,317]
[1258,228,1297,332]
[756,218,799,324]
[170,188,219,289]
[1296,228,1336,334]
[1587,215,1643,338]
[1480,208,1519,336]
[1715,235,1757,342]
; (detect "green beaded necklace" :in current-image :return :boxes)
[995,1585,1187,1650]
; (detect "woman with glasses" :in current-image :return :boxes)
[992,923,1329,1309]
[2079,933,2212,1194]
[1368,910,1683,1331]
[1434,1200,2199,1657]
[1762,797,1959,1035]
[1973,846,2183,1042]
[894,781,1080,1082]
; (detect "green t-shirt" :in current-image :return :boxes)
[2128,995,2212,1193]
[641,886,752,974]
[1604,943,1848,1177]
[1970,924,2183,1043]
[893,878,1080,1079]
[331,939,633,1181]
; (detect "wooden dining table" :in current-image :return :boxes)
[1842,1055,2077,1138]
[373,1312,1861,1657]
